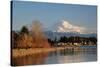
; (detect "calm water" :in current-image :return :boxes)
[12,46,97,66]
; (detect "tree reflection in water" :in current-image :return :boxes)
[12,52,48,66]
[11,47,97,66]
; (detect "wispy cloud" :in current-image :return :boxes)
[56,20,85,34]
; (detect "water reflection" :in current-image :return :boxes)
[45,47,97,64]
[12,47,97,66]
[12,52,48,66]
[60,48,75,56]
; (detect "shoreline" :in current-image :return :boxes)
[12,47,65,58]
[12,45,97,58]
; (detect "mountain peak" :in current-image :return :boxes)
[54,20,85,34]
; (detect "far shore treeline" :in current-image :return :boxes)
[12,21,97,49]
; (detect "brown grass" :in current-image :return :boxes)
[12,47,65,58]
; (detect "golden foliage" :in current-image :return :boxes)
[16,20,49,48]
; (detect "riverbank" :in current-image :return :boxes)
[12,47,66,58]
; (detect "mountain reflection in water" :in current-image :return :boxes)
[12,47,97,66]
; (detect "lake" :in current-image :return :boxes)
[11,46,97,66]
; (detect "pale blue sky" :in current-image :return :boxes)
[12,1,97,33]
